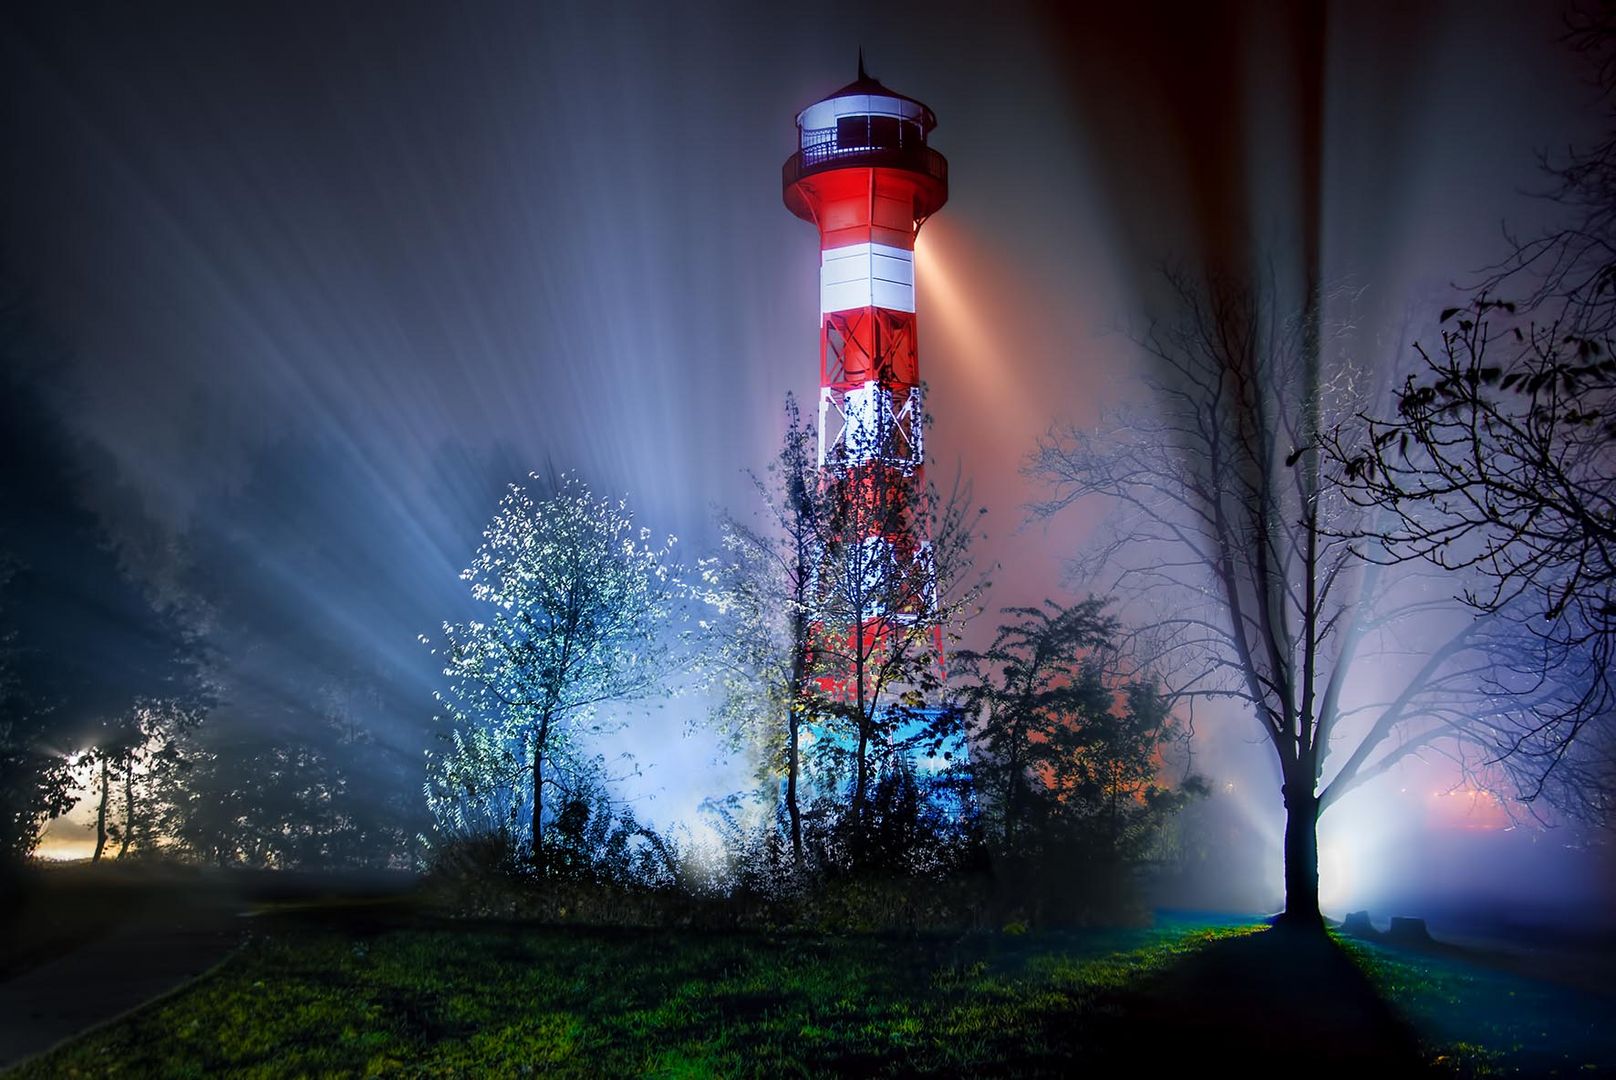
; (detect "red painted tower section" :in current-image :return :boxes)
[783,61,949,692]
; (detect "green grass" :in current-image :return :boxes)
[11,914,1613,1077]
[1342,936,1616,1077]
[11,917,1256,1077]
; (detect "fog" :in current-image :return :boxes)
[3,0,1610,918]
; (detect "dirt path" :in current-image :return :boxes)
[0,899,245,1071]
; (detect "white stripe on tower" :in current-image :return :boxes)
[819,242,915,314]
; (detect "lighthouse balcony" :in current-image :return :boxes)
[782,137,947,189]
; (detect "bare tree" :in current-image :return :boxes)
[1329,8,1616,825]
[1030,270,1511,928]
[1334,302,1614,823]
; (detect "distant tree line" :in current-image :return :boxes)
[1,306,445,872]
[0,311,202,867]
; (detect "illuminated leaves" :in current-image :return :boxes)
[424,473,689,848]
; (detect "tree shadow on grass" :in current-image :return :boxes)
[1090,926,1429,1073]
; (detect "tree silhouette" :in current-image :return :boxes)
[0,301,202,863]
[1333,10,1616,823]
[1032,270,1520,927]
[952,599,1117,855]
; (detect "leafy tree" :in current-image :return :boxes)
[153,731,353,867]
[543,764,680,889]
[426,473,690,872]
[957,601,1199,869]
[806,407,988,841]
[108,703,203,858]
[1043,679,1197,862]
[708,396,824,868]
[77,673,206,863]
[857,756,956,876]
[953,599,1118,854]
[706,390,987,871]
[0,725,73,864]
[1031,270,1519,927]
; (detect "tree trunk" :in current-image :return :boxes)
[531,711,556,873]
[1108,759,1122,857]
[786,624,808,869]
[853,724,869,828]
[531,744,545,873]
[118,756,134,858]
[92,756,109,863]
[786,705,803,868]
[1003,735,1019,854]
[852,642,869,833]
[1278,780,1323,929]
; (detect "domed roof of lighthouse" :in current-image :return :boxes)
[796,53,938,135]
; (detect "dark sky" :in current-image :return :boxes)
[1,1,1590,566]
[2,1,1605,901]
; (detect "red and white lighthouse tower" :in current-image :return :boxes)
[783,60,949,682]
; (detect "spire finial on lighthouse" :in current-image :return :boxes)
[781,65,950,644]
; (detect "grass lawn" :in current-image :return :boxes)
[1344,936,1616,1077]
[10,911,1613,1077]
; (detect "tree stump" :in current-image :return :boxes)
[1342,910,1378,938]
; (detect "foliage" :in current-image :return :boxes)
[950,600,1204,923]
[699,762,981,905]
[425,473,691,871]
[152,732,358,868]
[425,766,683,928]
[153,737,415,871]
[73,701,203,861]
[0,721,74,865]
[706,395,824,869]
[804,438,988,839]
[953,599,1116,855]
[0,302,205,864]
[704,391,989,877]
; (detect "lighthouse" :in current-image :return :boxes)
[783,60,950,703]
[780,58,971,836]
[783,58,946,495]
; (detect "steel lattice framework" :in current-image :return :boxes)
[783,60,949,693]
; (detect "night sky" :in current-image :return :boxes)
[2,1,1606,907]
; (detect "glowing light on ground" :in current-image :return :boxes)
[1316,818,1396,913]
